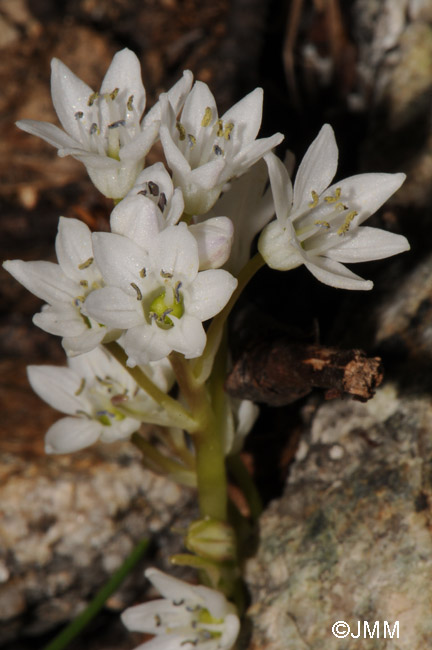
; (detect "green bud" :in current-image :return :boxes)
[186,517,236,563]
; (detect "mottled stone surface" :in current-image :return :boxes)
[245,385,432,649]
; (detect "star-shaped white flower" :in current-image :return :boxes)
[27,347,174,454]
[3,217,118,355]
[16,49,193,199]
[258,124,410,290]
[84,222,237,365]
[159,80,284,215]
[121,568,240,650]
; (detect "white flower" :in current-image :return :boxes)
[121,568,240,650]
[3,217,117,356]
[84,222,238,365]
[159,80,284,215]
[27,347,174,454]
[224,397,260,455]
[16,49,193,199]
[258,124,410,290]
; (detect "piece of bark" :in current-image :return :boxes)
[225,340,383,406]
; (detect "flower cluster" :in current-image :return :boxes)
[5,48,411,650]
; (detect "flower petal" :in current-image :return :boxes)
[84,287,142,329]
[187,269,237,320]
[264,152,293,223]
[293,123,338,210]
[45,417,101,454]
[92,232,149,289]
[27,365,85,415]
[151,223,199,281]
[304,256,373,290]
[222,87,264,147]
[110,195,163,248]
[15,119,78,150]
[100,48,146,116]
[164,314,207,358]
[3,259,77,303]
[50,58,94,140]
[327,226,410,263]
[180,80,218,135]
[55,217,97,283]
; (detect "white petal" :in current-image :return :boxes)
[92,232,148,289]
[99,417,139,442]
[187,269,237,321]
[121,599,184,634]
[145,568,205,603]
[305,256,373,290]
[3,259,77,303]
[222,87,263,146]
[84,287,142,329]
[230,132,284,179]
[328,172,406,224]
[123,324,172,365]
[50,58,94,140]
[119,120,160,161]
[127,162,175,202]
[55,217,96,282]
[62,326,108,356]
[27,365,85,415]
[189,158,226,189]
[142,69,193,127]
[219,613,241,649]
[159,123,191,183]
[258,219,303,270]
[180,80,217,135]
[293,124,338,210]
[265,152,293,223]
[110,195,163,247]
[327,226,410,263]
[16,119,78,150]
[165,314,207,358]
[151,224,199,281]
[45,417,101,454]
[100,48,146,116]
[189,217,234,270]
[33,303,86,337]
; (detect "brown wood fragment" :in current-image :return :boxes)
[225,340,383,406]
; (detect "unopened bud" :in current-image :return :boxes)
[186,517,236,563]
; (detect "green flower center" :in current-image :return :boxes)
[149,283,184,328]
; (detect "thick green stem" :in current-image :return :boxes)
[131,432,197,486]
[42,537,149,650]
[104,341,198,432]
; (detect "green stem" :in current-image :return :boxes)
[42,537,150,650]
[193,252,265,382]
[104,341,198,432]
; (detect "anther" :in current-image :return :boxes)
[173,598,185,606]
[324,187,341,203]
[130,282,142,300]
[176,122,186,141]
[80,280,89,287]
[109,88,119,101]
[187,134,196,148]
[127,95,134,111]
[214,144,223,156]
[74,378,86,396]
[89,123,99,135]
[139,267,147,278]
[78,257,94,270]
[108,119,126,129]
[158,192,167,211]
[138,189,147,196]
[314,220,330,229]
[201,106,213,127]
[224,122,234,140]
[161,308,173,321]
[155,614,162,627]
[74,111,84,120]
[337,210,357,236]
[148,181,159,196]
[309,190,319,208]
[88,92,99,107]
[216,119,224,137]
[175,281,182,303]
[160,270,173,278]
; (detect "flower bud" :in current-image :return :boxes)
[189,217,234,270]
[186,517,236,563]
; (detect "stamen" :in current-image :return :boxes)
[148,181,159,196]
[95,376,113,387]
[214,144,223,156]
[90,123,99,135]
[108,119,126,129]
[309,190,319,208]
[76,409,92,419]
[158,192,167,211]
[180,639,198,647]
[161,308,173,321]
[109,88,119,101]
[160,270,173,278]
[175,281,182,303]
[127,95,134,111]
[223,122,234,140]
[173,598,185,606]
[187,134,196,148]
[337,210,357,235]
[201,106,213,127]
[139,267,147,278]
[138,189,147,196]
[88,91,99,107]
[80,280,89,287]
[74,111,84,120]
[78,257,94,269]
[130,282,143,300]
[324,187,341,203]
[155,614,162,627]
[216,119,224,137]
[176,122,186,141]
[314,220,330,228]
[74,378,86,396]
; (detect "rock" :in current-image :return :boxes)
[244,384,432,649]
